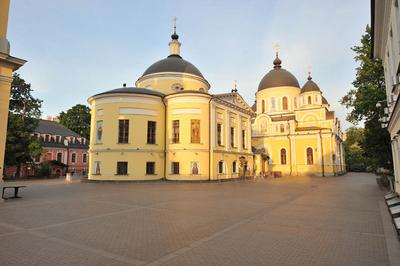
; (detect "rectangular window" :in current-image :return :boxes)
[118,119,129,143]
[294,97,298,109]
[147,121,156,144]
[280,124,285,133]
[96,120,103,143]
[172,120,179,143]
[146,162,155,175]
[57,152,62,162]
[191,119,201,143]
[82,153,87,163]
[230,127,235,148]
[242,129,246,149]
[171,162,179,174]
[71,153,76,163]
[217,123,222,146]
[116,161,128,175]
[218,161,224,174]
[45,135,50,142]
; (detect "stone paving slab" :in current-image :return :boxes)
[0,173,398,265]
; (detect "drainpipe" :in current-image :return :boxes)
[319,129,325,177]
[162,97,167,180]
[209,96,213,181]
[287,121,292,175]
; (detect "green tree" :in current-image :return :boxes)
[59,104,91,140]
[343,127,367,171]
[5,73,43,177]
[340,25,392,171]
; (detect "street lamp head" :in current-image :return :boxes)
[64,139,69,146]
[376,102,382,108]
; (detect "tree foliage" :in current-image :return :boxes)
[5,73,43,177]
[340,25,392,171]
[343,127,367,171]
[59,104,91,140]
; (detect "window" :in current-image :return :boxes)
[217,123,223,146]
[57,152,62,162]
[280,149,287,165]
[306,148,314,165]
[147,121,156,144]
[171,162,179,174]
[191,119,201,143]
[294,97,298,109]
[232,161,237,173]
[230,127,235,147]
[271,98,276,111]
[46,152,52,160]
[308,96,312,104]
[45,135,50,142]
[94,161,101,175]
[262,100,265,113]
[116,161,128,175]
[146,162,155,175]
[118,119,129,143]
[280,124,285,133]
[191,162,199,175]
[282,97,288,110]
[96,120,103,143]
[315,95,318,103]
[83,153,87,163]
[34,154,41,163]
[56,136,60,142]
[242,129,246,149]
[172,120,179,143]
[71,153,76,163]
[218,161,224,174]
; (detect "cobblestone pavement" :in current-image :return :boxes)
[0,173,399,266]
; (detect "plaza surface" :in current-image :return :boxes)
[0,172,399,266]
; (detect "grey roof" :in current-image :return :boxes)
[258,68,300,91]
[93,87,165,98]
[301,77,321,93]
[36,120,81,138]
[142,55,204,78]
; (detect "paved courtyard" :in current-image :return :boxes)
[0,172,399,266]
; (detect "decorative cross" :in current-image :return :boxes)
[173,17,177,33]
[273,43,280,56]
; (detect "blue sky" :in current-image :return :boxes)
[8,0,369,129]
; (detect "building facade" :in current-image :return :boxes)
[252,55,345,177]
[87,25,345,181]
[0,0,26,180]
[372,0,400,192]
[5,119,89,177]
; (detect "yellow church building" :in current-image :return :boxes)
[87,24,345,181]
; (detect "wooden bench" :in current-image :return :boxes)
[394,217,400,235]
[386,197,400,207]
[389,205,400,218]
[2,186,26,200]
[385,192,398,200]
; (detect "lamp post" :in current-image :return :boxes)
[63,139,69,177]
[376,100,389,129]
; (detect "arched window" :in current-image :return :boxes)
[308,96,312,104]
[282,97,288,110]
[306,148,313,165]
[294,97,298,109]
[280,149,287,165]
[218,161,224,174]
[262,100,265,113]
[232,161,237,173]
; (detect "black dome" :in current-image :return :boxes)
[301,76,321,93]
[258,68,300,91]
[142,55,204,78]
[93,87,165,98]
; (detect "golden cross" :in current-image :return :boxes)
[273,43,280,56]
[234,80,237,91]
[173,17,177,33]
